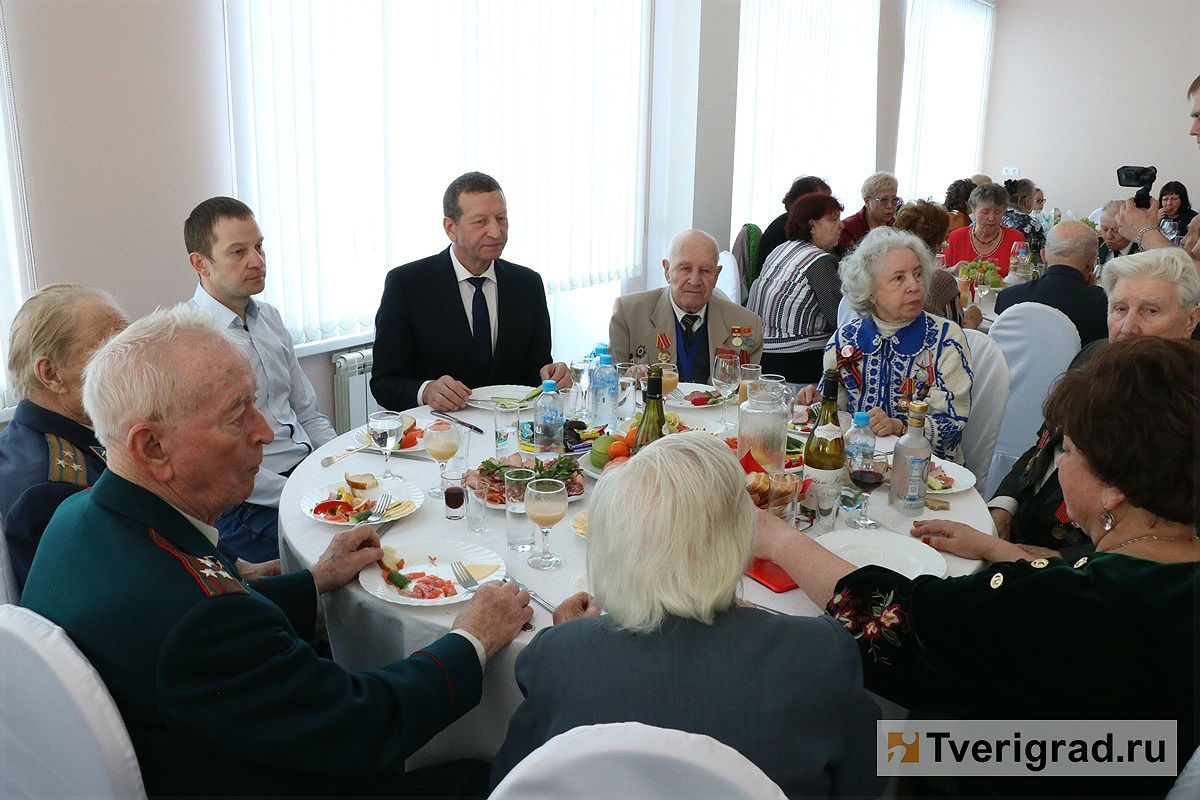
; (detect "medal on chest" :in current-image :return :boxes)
[730,325,754,350]
[655,332,672,362]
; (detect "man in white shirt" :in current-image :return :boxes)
[370,172,570,412]
[184,197,336,562]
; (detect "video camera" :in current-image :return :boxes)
[1117,166,1157,209]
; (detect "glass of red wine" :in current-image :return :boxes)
[846,451,887,529]
[441,469,466,520]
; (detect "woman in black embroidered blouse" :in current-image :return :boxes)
[755,337,1199,797]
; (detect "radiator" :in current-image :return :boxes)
[332,347,383,434]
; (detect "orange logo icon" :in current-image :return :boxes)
[887,731,920,763]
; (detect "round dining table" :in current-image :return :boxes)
[278,397,997,768]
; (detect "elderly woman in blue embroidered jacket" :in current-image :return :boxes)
[798,227,973,459]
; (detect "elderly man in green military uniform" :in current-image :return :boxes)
[21,305,533,796]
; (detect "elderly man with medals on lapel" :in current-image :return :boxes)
[608,229,763,383]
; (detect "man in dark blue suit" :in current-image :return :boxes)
[371,172,570,412]
[994,220,1108,345]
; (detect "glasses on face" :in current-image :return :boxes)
[871,196,902,209]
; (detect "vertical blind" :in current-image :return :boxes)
[224,0,651,345]
[894,0,995,203]
[0,4,31,408]
[730,0,881,241]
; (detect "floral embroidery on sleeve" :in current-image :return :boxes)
[827,588,911,666]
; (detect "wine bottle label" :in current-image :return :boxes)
[803,466,844,486]
[813,423,842,441]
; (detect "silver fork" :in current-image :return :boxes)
[366,492,393,524]
[450,561,479,594]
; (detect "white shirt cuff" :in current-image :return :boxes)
[987,496,1019,516]
[417,379,433,407]
[450,629,486,668]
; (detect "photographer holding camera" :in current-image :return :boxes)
[1117,74,1200,262]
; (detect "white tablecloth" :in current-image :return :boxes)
[278,401,996,767]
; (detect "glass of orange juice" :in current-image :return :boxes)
[525,478,567,570]
[424,421,461,499]
[660,364,680,397]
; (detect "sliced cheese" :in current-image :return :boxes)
[466,563,500,581]
[380,545,401,570]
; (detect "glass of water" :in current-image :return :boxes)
[505,468,536,552]
[367,411,402,479]
[616,362,637,421]
[494,401,520,458]
[569,357,593,421]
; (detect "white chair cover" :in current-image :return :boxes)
[960,329,1010,494]
[491,722,787,800]
[985,303,1080,497]
[0,517,19,604]
[716,250,742,306]
[1167,745,1200,799]
[836,296,857,329]
[0,605,146,799]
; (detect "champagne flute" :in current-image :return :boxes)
[525,478,567,570]
[711,353,739,431]
[660,364,680,399]
[367,411,402,479]
[423,421,461,499]
[845,449,886,529]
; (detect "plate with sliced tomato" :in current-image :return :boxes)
[358,539,507,606]
[301,475,424,526]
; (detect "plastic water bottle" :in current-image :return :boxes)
[589,354,619,434]
[844,412,875,468]
[533,379,564,459]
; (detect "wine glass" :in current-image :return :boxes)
[525,478,567,570]
[660,364,680,399]
[423,421,461,499]
[1161,219,1180,243]
[569,357,593,420]
[367,411,402,479]
[845,449,886,529]
[711,353,740,431]
[1010,241,1029,272]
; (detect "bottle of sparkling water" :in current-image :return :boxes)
[589,354,619,434]
[888,400,931,515]
[844,412,875,467]
[533,379,563,459]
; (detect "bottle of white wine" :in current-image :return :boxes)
[802,369,845,503]
[888,400,931,515]
[633,365,667,453]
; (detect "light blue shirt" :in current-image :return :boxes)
[188,284,336,508]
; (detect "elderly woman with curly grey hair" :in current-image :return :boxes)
[799,227,973,459]
[492,432,885,798]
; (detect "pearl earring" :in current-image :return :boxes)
[1101,508,1115,532]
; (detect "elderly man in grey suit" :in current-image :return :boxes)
[609,230,763,383]
[492,433,884,798]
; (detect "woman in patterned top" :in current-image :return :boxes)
[797,227,973,460]
[747,192,845,384]
[1000,177,1045,259]
[755,336,1199,799]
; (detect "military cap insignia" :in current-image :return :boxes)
[44,434,89,487]
[147,528,248,597]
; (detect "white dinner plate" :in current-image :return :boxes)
[485,490,585,511]
[789,407,853,435]
[817,530,947,579]
[467,384,540,411]
[578,457,606,481]
[300,476,424,526]
[352,420,431,454]
[665,382,722,409]
[358,539,506,606]
[927,456,976,495]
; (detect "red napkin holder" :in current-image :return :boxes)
[744,557,798,593]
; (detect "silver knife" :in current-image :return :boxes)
[430,411,484,435]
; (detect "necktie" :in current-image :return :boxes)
[681,313,700,345]
[466,276,493,373]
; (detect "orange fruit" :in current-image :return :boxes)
[608,441,630,459]
[625,426,638,448]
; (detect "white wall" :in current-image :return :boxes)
[3,0,232,317]
[982,0,1200,217]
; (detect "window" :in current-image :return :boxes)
[224,0,651,346]
[730,0,881,239]
[0,9,32,409]
[894,0,995,202]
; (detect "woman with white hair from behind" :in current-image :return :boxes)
[491,432,885,798]
[797,226,974,460]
